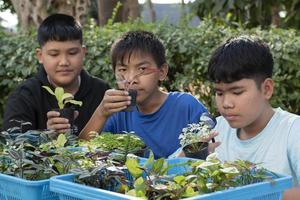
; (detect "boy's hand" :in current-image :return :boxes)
[176,131,221,158]
[96,89,131,118]
[205,131,221,154]
[46,110,79,133]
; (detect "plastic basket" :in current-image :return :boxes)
[50,158,292,200]
[0,173,59,200]
[50,157,192,200]
[185,175,292,200]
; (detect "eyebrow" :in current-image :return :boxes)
[116,60,151,68]
[215,85,244,91]
[47,47,80,52]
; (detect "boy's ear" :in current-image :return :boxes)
[262,78,274,100]
[36,48,43,64]
[81,45,87,56]
[158,63,168,81]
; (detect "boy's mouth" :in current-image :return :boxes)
[57,70,73,75]
[224,114,239,121]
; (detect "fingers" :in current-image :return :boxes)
[208,142,221,154]
[98,89,132,117]
[208,131,219,143]
[177,150,186,157]
[199,131,219,143]
[47,110,60,118]
[47,111,71,133]
[74,111,79,119]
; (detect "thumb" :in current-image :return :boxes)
[208,142,221,154]
[74,110,79,120]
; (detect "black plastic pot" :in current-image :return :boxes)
[54,107,75,127]
[183,142,209,160]
[130,146,149,157]
[123,89,137,112]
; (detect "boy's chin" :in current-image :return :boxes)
[227,121,243,129]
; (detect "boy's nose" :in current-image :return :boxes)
[222,95,234,109]
[125,71,139,83]
[59,55,70,66]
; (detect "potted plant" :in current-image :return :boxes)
[116,74,137,112]
[78,131,147,163]
[0,125,90,200]
[124,153,280,199]
[42,86,83,128]
[179,113,216,160]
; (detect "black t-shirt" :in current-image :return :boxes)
[3,67,110,135]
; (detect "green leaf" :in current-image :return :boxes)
[152,158,165,175]
[56,134,67,148]
[183,185,199,198]
[143,151,154,168]
[62,93,74,102]
[65,99,83,107]
[42,86,55,95]
[55,87,64,109]
[174,175,186,184]
[125,158,143,178]
[7,149,21,160]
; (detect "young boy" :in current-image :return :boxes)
[79,31,208,158]
[208,35,300,198]
[3,14,110,135]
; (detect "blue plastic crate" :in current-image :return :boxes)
[0,173,59,200]
[185,175,292,200]
[50,158,292,200]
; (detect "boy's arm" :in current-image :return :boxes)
[79,106,108,140]
[283,117,300,199]
[3,89,37,132]
[78,89,131,140]
[283,188,300,200]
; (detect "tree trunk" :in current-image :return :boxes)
[146,0,156,22]
[271,5,280,27]
[122,0,140,21]
[97,0,119,26]
[97,0,140,26]
[9,0,90,32]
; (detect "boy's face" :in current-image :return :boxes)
[214,78,273,129]
[36,40,86,88]
[115,51,168,105]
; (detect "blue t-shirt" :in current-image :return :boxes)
[103,92,207,158]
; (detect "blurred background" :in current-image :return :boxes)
[1,0,300,31]
[0,0,300,126]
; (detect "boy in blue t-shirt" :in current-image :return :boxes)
[208,35,300,199]
[79,31,207,158]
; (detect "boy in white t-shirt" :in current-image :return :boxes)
[207,35,300,199]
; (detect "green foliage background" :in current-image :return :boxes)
[1,19,300,128]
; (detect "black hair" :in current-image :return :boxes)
[37,13,82,47]
[208,35,273,86]
[111,31,166,70]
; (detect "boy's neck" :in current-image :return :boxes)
[47,76,81,95]
[238,106,275,140]
[137,90,168,114]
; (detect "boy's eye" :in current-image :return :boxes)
[116,68,127,74]
[138,66,147,72]
[215,91,223,96]
[49,53,58,57]
[117,68,127,73]
[69,51,79,55]
[233,90,244,95]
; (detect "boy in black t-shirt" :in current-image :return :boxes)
[3,14,109,135]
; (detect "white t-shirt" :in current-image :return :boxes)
[215,107,300,186]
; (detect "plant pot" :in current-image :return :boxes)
[123,89,137,112]
[129,146,149,157]
[183,142,209,160]
[54,107,75,127]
